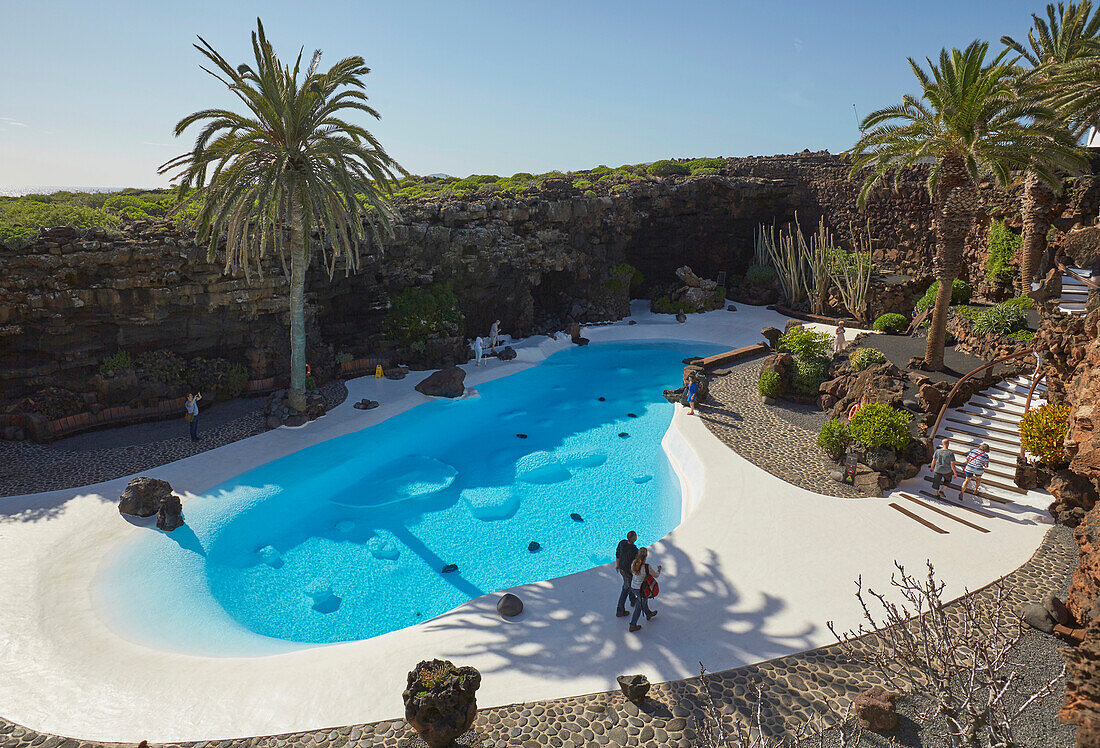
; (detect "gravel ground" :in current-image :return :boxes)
[0,381,348,497]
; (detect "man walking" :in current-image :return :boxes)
[614,531,638,617]
[929,438,957,499]
[959,443,991,501]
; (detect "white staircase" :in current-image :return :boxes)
[883,375,1053,533]
[1058,267,1093,315]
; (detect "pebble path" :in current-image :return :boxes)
[0,382,348,497]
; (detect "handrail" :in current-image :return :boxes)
[925,347,1037,460]
[1054,249,1100,289]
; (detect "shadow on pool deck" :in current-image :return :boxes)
[421,542,821,707]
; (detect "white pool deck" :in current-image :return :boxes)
[0,302,1053,742]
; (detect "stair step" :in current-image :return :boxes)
[922,472,1022,497]
[945,415,1022,439]
[942,424,1021,449]
[957,408,1022,425]
[916,489,998,518]
[889,502,949,534]
[935,433,1018,459]
[897,493,990,532]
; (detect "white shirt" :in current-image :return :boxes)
[630,563,660,589]
[490,322,499,337]
[473,337,484,351]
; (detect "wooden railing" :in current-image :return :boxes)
[926,347,1037,459]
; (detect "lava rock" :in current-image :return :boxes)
[570,512,583,522]
[627,412,638,418]
[353,399,379,410]
[616,674,651,702]
[156,494,184,531]
[403,660,482,748]
[675,312,687,323]
[572,336,590,346]
[1020,602,1056,633]
[441,563,458,574]
[516,433,528,439]
[497,593,523,618]
[284,413,308,427]
[783,320,803,333]
[528,541,541,552]
[727,304,737,312]
[1,426,24,441]
[761,326,783,350]
[498,346,517,361]
[598,396,606,401]
[627,320,637,325]
[1045,593,1073,626]
[618,432,629,438]
[853,686,899,732]
[384,367,409,380]
[119,476,173,518]
[415,367,466,398]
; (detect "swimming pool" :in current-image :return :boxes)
[94,339,725,654]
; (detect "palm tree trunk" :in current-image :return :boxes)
[925,154,976,370]
[288,194,308,413]
[1018,170,1055,295]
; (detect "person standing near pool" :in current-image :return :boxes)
[686,376,699,416]
[489,320,501,352]
[614,530,638,617]
[472,336,484,366]
[184,392,202,442]
[629,547,661,632]
[959,443,990,501]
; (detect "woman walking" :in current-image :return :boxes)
[472,336,485,366]
[628,547,661,633]
[184,392,202,442]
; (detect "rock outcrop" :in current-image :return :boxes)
[415,367,466,398]
[118,476,173,518]
[402,660,481,748]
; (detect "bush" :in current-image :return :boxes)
[99,349,133,377]
[916,279,972,312]
[873,313,908,334]
[335,352,354,364]
[607,262,642,294]
[385,282,464,346]
[758,370,784,398]
[690,167,720,176]
[972,302,1028,336]
[1020,402,1072,464]
[646,160,690,177]
[848,402,911,451]
[185,356,231,392]
[985,219,1021,284]
[744,264,776,287]
[652,295,692,314]
[305,374,317,391]
[778,326,832,360]
[220,364,249,401]
[849,347,887,371]
[1001,295,1034,310]
[1006,329,1035,342]
[817,418,852,461]
[135,350,185,384]
[686,157,725,171]
[791,356,828,394]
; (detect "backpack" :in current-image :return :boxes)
[640,564,659,598]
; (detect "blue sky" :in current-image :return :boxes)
[0,0,1050,189]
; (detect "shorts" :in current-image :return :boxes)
[931,472,953,490]
[964,469,984,479]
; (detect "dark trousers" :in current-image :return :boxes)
[931,471,952,491]
[616,569,637,614]
[189,416,199,441]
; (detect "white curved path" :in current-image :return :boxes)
[0,303,1052,742]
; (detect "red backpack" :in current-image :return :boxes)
[640,564,659,598]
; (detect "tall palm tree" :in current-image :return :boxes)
[849,41,1082,370]
[160,19,402,411]
[1002,2,1100,293]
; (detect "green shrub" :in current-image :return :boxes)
[583,189,597,198]
[791,356,827,394]
[817,418,852,461]
[385,282,464,346]
[1006,329,1035,342]
[1020,402,1071,464]
[956,305,983,320]
[758,370,784,398]
[985,219,1021,284]
[220,364,249,400]
[652,295,691,314]
[690,167,720,176]
[915,279,972,312]
[335,352,354,364]
[646,160,690,177]
[1001,295,1035,310]
[305,375,317,391]
[134,350,185,384]
[847,402,911,450]
[744,264,776,287]
[572,179,594,190]
[873,313,908,334]
[778,326,832,360]
[848,347,887,371]
[608,263,642,294]
[99,349,133,377]
[185,356,231,392]
[972,302,1028,336]
[686,157,725,171]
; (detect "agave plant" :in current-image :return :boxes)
[160,19,403,410]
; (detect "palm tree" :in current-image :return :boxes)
[160,19,402,411]
[1002,2,1100,293]
[849,42,1082,370]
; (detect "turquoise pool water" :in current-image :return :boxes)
[95,340,724,654]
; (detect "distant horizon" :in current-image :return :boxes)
[1,1,1049,190]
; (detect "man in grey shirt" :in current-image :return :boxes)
[929,438,957,498]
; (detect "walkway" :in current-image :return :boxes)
[0,303,1059,743]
